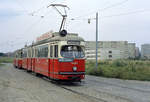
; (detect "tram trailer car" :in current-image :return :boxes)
[14,32,85,82]
[14,49,23,69]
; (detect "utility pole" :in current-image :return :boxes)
[95,12,98,69]
[78,12,99,69]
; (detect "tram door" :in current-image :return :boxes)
[49,45,54,78]
[31,47,35,72]
[49,44,59,79]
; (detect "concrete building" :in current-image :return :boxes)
[135,47,140,58]
[128,43,136,58]
[85,41,136,60]
[141,44,150,59]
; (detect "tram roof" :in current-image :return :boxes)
[33,32,84,46]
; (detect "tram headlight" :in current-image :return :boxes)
[73,67,77,71]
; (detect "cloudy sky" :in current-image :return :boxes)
[0,0,150,52]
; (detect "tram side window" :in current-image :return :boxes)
[54,45,58,58]
[21,52,23,58]
[37,45,48,58]
[23,50,27,58]
[28,49,31,58]
[35,48,38,57]
[44,47,48,57]
[42,47,48,57]
[15,54,18,58]
[50,46,53,57]
[38,48,41,57]
[32,48,34,57]
[18,52,22,58]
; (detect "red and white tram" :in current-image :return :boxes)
[14,32,85,82]
[14,49,22,69]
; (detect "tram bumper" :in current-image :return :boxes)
[59,72,85,75]
[68,76,81,81]
[59,72,85,81]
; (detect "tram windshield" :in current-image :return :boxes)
[61,45,84,58]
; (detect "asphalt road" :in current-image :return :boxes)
[0,63,150,102]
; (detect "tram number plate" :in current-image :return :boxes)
[67,41,80,45]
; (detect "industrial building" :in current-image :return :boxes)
[141,44,150,59]
[85,41,136,60]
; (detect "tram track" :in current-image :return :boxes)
[58,83,133,102]
[87,79,150,93]
[42,78,133,102]
[39,77,107,102]
[59,85,108,102]
[22,69,133,102]
[18,71,106,102]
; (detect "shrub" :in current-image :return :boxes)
[86,59,150,81]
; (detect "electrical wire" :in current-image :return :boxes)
[71,0,129,20]
[102,9,150,18]
[30,0,57,16]
[70,9,150,21]
[10,0,59,48]
[30,0,47,15]
[23,11,50,36]
[16,0,29,13]
[100,0,128,11]
[67,9,150,31]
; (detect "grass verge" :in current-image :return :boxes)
[86,60,150,81]
[0,57,13,63]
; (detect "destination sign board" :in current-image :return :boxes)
[67,40,80,45]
